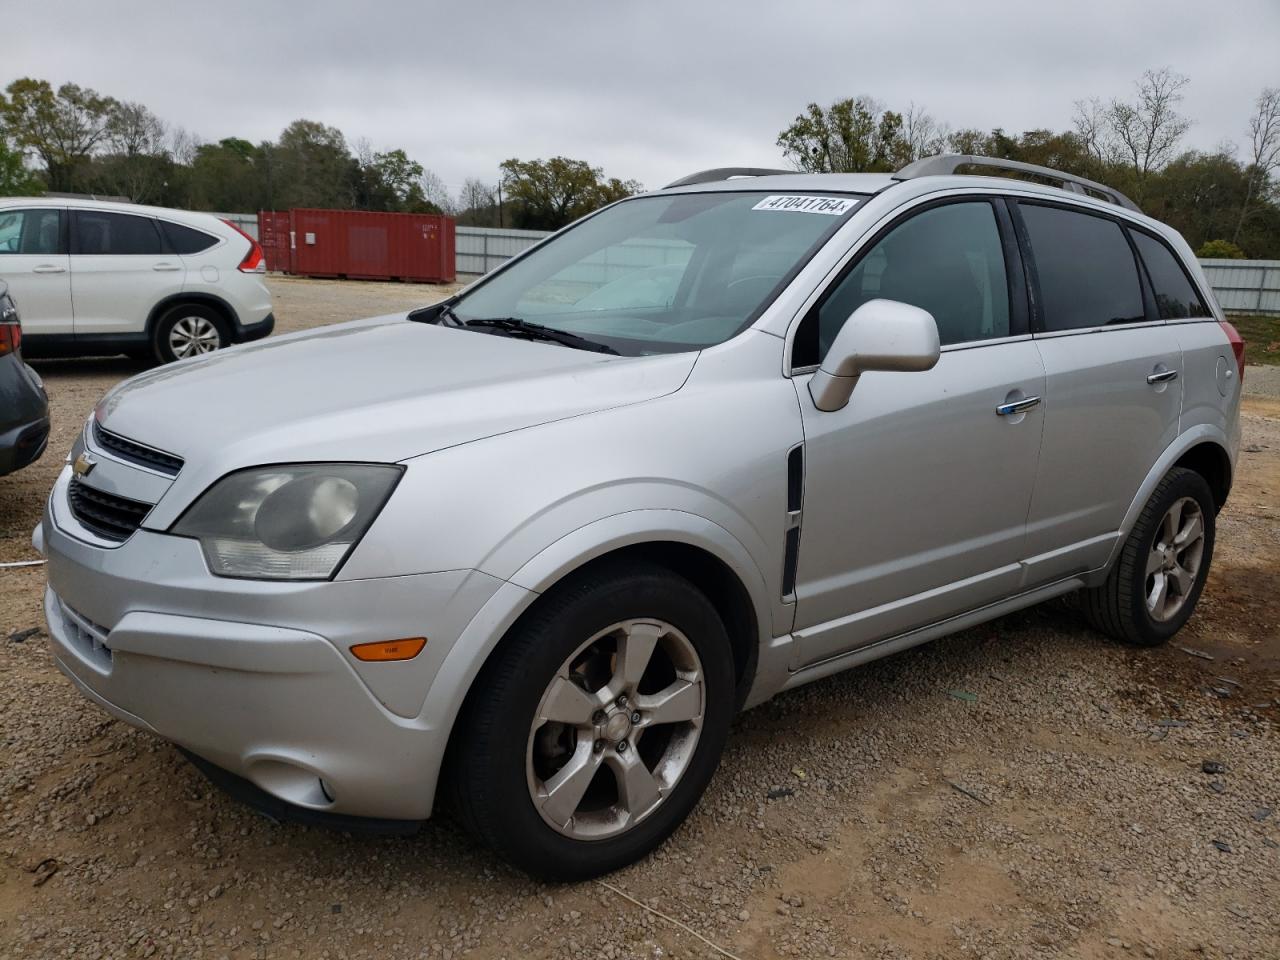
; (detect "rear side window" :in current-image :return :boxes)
[73,211,163,255]
[1020,204,1144,330]
[0,209,63,255]
[161,220,219,255]
[1131,231,1210,319]
[798,200,1010,364]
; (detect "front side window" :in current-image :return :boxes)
[796,200,1011,365]
[1131,230,1210,319]
[1020,203,1144,330]
[0,208,63,255]
[73,211,163,256]
[449,191,862,356]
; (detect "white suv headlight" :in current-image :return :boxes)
[171,464,403,580]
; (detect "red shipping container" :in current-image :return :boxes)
[257,210,292,273]
[287,208,455,283]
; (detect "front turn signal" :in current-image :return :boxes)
[350,637,427,662]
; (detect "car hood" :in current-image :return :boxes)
[96,314,696,473]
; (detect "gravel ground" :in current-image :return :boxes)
[1,278,1276,960]
[1242,364,1280,400]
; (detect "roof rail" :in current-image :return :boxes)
[663,167,793,189]
[892,154,1141,213]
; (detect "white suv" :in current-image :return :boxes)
[0,199,273,363]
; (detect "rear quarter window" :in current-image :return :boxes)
[1130,230,1210,319]
[161,221,220,255]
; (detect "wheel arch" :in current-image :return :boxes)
[146,292,241,342]
[1172,441,1232,512]
[421,512,774,815]
[1106,426,1234,572]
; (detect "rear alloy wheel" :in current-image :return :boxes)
[154,304,228,364]
[451,562,735,880]
[1082,467,1215,646]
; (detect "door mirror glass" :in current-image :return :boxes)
[808,299,940,411]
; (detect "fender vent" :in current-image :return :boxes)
[786,445,804,512]
[782,445,804,599]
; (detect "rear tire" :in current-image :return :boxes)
[152,304,229,364]
[1081,467,1215,646]
[449,561,735,880]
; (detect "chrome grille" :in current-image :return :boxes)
[93,422,183,477]
[67,477,152,542]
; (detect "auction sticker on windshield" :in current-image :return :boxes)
[751,195,858,216]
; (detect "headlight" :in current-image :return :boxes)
[171,464,403,580]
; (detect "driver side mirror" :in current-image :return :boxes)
[808,299,940,412]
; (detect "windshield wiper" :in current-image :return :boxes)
[463,317,619,355]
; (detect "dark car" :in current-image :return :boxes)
[0,281,50,477]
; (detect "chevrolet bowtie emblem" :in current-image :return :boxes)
[72,453,97,477]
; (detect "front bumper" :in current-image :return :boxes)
[40,492,504,822]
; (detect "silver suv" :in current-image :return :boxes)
[38,155,1244,879]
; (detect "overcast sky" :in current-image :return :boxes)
[9,0,1279,196]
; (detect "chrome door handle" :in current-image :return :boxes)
[153,262,181,272]
[996,395,1041,416]
[32,264,66,274]
[1146,369,1179,384]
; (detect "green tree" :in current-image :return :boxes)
[1197,239,1247,259]
[0,78,118,192]
[270,119,357,209]
[499,157,639,230]
[185,137,267,211]
[776,97,911,173]
[0,136,43,196]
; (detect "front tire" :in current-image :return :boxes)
[450,562,735,880]
[153,304,229,364]
[1082,467,1215,646]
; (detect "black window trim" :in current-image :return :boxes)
[1124,223,1214,322]
[1008,197,1165,336]
[786,192,1031,373]
[69,208,166,257]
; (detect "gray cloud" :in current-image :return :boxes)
[10,0,1279,194]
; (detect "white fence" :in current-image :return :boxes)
[1198,259,1280,315]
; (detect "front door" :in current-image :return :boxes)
[0,206,73,335]
[790,197,1045,667]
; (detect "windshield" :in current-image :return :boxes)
[450,191,863,356]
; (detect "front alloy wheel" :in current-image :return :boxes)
[527,619,705,840]
[450,562,734,880]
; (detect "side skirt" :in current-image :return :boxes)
[780,574,1087,692]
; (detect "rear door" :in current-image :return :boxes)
[69,209,186,337]
[0,206,73,335]
[1015,200,1183,586]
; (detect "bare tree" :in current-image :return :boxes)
[100,100,169,202]
[1234,87,1280,243]
[1072,96,1110,164]
[105,101,166,156]
[902,103,948,161]
[419,169,454,213]
[167,125,202,167]
[1106,68,1191,189]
